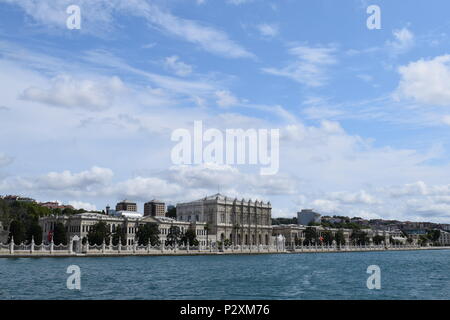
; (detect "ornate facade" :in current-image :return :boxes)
[176,193,273,245]
[39,212,210,246]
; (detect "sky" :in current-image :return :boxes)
[1,0,450,222]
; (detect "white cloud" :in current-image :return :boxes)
[215,90,240,107]
[227,0,254,4]
[164,56,193,77]
[3,0,254,59]
[111,176,183,202]
[4,167,113,195]
[142,5,254,59]
[384,181,428,197]
[256,23,279,37]
[395,55,450,106]
[300,181,450,222]
[262,45,337,87]
[21,75,125,110]
[36,166,114,191]
[328,190,379,205]
[443,115,450,126]
[0,154,13,168]
[68,201,97,211]
[387,27,415,55]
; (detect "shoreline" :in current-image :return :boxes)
[1,246,449,258]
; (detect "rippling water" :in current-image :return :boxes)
[1,250,450,300]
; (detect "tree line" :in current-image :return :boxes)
[0,199,88,245]
[80,222,199,247]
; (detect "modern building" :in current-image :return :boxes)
[176,193,273,245]
[144,200,165,217]
[438,231,450,246]
[297,209,321,226]
[116,200,137,212]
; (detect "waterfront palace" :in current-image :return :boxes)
[37,194,410,246]
[176,194,273,245]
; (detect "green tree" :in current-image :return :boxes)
[136,223,160,246]
[0,199,11,231]
[294,234,302,246]
[111,225,126,246]
[26,220,43,245]
[335,230,346,245]
[350,230,369,245]
[428,230,441,243]
[166,206,177,219]
[322,230,334,245]
[87,222,111,245]
[372,235,385,245]
[271,217,297,225]
[166,226,182,246]
[419,235,429,246]
[303,227,318,245]
[8,220,26,244]
[53,222,67,245]
[181,228,199,246]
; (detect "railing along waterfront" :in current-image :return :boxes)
[0,240,444,256]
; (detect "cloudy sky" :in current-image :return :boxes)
[1,0,450,222]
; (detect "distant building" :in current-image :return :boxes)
[273,224,352,247]
[39,201,74,210]
[321,216,344,224]
[1,195,36,203]
[297,209,321,226]
[107,208,142,219]
[116,200,137,212]
[438,231,450,246]
[144,200,165,217]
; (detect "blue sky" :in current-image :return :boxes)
[1,0,450,222]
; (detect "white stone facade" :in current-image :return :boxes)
[176,193,273,245]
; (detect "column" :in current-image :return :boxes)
[69,237,73,254]
[9,236,14,254]
[31,236,35,254]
